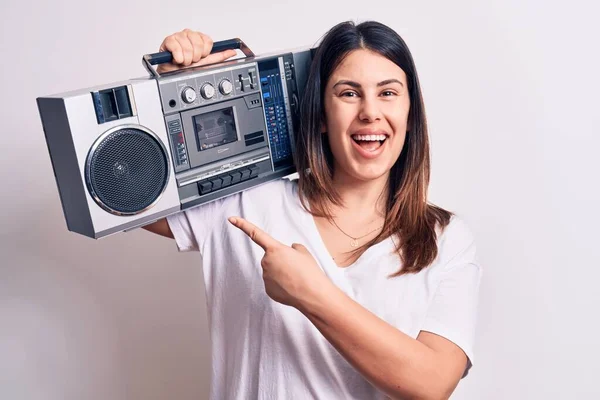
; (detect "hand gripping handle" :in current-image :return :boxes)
[142,38,255,77]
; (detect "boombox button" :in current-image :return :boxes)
[221,175,233,187]
[240,169,251,181]
[210,177,223,190]
[230,171,242,184]
[249,165,259,178]
[199,181,212,195]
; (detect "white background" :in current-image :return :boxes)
[1,0,598,398]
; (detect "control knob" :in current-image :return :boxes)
[219,79,233,95]
[181,86,197,104]
[200,83,215,99]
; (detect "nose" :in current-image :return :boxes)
[358,95,382,122]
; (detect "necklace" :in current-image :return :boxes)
[330,218,383,248]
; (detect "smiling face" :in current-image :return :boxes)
[322,49,410,184]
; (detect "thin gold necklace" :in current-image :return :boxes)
[330,218,383,248]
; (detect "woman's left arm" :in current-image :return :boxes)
[228,216,476,400]
[298,281,467,400]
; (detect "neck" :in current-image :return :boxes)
[330,169,389,218]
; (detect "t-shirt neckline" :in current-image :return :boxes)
[290,180,395,273]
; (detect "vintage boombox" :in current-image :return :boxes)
[37,39,313,239]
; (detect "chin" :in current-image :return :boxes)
[331,147,397,183]
[348,164,391,183]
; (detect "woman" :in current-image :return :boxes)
[144,20,482,400]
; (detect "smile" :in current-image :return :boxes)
[350,132,389,159]
[352,133,388,142]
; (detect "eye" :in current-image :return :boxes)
[380,90,397,97]
[340,91,359,98]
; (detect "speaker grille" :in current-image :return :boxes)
[86,127,169,215]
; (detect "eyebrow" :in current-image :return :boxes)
[332,79,404,89]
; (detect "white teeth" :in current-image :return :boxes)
[352,134,387,141]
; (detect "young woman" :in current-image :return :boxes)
[144,21,482,400]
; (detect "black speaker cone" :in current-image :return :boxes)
[85,126,169,215]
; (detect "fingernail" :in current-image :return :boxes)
[228,217,237,225]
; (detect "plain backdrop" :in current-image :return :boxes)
[1,0,599,399]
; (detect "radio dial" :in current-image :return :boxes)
[200,83,215,99]
[181,86,197,104]
[219,79,233,95]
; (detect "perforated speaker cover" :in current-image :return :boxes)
[85,126,169,215]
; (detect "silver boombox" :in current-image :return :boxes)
[37,39,313,239]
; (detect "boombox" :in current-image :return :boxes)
[37,39,313,239]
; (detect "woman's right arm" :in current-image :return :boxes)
[141,29,237,240]
[142,219,173,238]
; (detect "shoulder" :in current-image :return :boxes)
[174,177,299,245]
[434,215,479,271]
[437,215,475,247]
[181,177,296,221]
[241,176,299,206]
[235,177,305,233]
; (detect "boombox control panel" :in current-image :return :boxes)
[166,119,187,167]
[157,54,302,210]
[197,163,260,195]
[261,58,295,165]
[159,64,261,113]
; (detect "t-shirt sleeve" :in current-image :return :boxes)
[166,208,200,252]
[420,219,483,378]
[166,195,233,253]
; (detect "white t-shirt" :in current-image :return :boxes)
[167,178,482,400]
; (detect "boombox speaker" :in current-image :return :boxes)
[37,39,313,239]
[85,125,169,215]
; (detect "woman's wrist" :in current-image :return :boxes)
[295,276,339,318]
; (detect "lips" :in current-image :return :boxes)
[350,129,389,159]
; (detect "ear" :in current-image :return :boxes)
[320,113,327,134]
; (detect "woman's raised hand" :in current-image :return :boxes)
[157,29,237,73]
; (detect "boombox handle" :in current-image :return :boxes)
[142,38,255,78]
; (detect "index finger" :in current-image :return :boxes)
[228,217,281,251]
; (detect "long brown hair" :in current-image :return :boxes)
[294,20,452,276]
